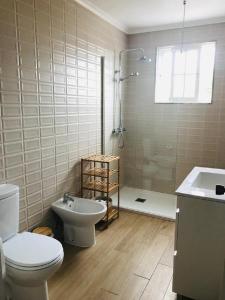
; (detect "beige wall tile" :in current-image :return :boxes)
[0,0,126,231]
[126,23,225,192]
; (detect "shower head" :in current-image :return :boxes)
[138,55,152,63]
[120,71,139,81]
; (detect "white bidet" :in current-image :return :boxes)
[52,197,106,247]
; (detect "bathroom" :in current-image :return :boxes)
[0,0,225,299]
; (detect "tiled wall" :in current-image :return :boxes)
[125,23,225,193]
[0,0,126,230]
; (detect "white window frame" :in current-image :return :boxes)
[154,41,216,104]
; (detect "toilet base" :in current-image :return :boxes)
[9,281,49,300]
[64,224,96,247]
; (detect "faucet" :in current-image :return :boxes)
[63,192,75,203]
[216,185,225,195]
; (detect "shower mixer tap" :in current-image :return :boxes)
[112,127,126,134]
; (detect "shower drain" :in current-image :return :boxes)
[135,198,146,203]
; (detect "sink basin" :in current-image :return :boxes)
[192,172,225,190]
[176,167,225,202]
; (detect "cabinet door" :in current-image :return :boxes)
[173,196,225,300]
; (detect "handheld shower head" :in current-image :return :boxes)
[120,71,139,81]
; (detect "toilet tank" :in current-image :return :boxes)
[0,184,19,242]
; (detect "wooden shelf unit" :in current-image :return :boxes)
[82,168,118,178]
[102,208,118,222]
[81,154,120,228]
[82,154,120,163]
[82,181,119,193]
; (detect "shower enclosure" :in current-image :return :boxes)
[111,48,177,220]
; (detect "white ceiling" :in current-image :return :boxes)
[76,0,225,34]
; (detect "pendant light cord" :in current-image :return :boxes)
[181,0,187,52]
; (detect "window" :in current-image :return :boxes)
[155,41,216,103]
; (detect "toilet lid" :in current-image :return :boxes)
[3,232,63,268]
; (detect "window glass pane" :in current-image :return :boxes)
[198,42,216,102]
[155,42,215,103]
[186,49,198,74]
[184,74,196,98]
[155,47,173,102]
[174,50,185,74]
[173,75,184,98]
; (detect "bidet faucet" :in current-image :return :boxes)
[63,192,75,203]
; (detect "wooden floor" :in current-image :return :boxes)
[49,211,177,300]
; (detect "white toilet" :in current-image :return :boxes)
[0,184,64,300]
[52,196,106,247]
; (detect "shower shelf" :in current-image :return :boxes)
[81,154,120,228]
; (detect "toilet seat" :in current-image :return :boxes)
[6,253,64,271]
[3,232,63,271]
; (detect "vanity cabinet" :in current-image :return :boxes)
[173,195,225,300]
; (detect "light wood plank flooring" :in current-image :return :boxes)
[49,211,177,300]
